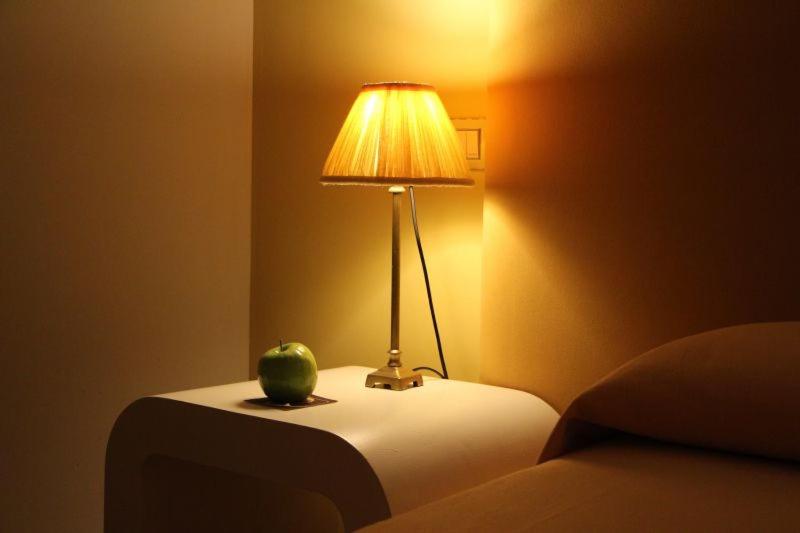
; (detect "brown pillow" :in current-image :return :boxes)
[540,322,800,463]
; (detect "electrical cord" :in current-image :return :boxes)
[408,186,449,379]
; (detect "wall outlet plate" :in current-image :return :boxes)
[451,117,486,171]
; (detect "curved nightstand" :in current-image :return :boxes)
[106,366,558,532]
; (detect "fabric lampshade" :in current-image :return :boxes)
[321,82,474,187]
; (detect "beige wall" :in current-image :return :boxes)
[251,0,489,381]
[482,0,800,411]
[0,2,253,531]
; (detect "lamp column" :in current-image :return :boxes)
[389,186,401,362]
[364,186,423,390]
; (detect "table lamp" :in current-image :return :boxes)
[321,81,473,391]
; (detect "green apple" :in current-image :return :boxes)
[258,341,318,403]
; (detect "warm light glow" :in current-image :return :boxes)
[322,82,474,186]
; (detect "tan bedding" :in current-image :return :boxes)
[542,322,800,464]
[362,436,800,532]
[362,323,800,532]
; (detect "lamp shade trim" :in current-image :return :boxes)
[320,176,475,186]
[361,81,433,91]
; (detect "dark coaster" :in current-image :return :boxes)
[244,394,337,411]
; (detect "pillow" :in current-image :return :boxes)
[540,322,800,463]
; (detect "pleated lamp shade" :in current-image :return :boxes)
[321,82,474,187]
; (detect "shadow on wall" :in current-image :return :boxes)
[482,0,800,411]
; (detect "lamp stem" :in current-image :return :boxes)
[363,186,421,390]
[388,188,402,366]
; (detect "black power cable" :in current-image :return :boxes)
[408,186,449,380]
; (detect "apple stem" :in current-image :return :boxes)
[279,339,284,351]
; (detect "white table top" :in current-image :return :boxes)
[156,366,559,515]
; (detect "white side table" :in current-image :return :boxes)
[106,366,558,532]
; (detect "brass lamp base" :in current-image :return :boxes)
[365,366,423,391]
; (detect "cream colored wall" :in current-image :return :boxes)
[0,2,253,532]
[482,0,800,412]
[251,1,489,381]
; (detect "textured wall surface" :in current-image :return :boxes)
[482,0,800,411]
[0,2,253,531]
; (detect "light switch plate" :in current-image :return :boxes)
[451,117,486,171]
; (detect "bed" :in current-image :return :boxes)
[361,322,800,532]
